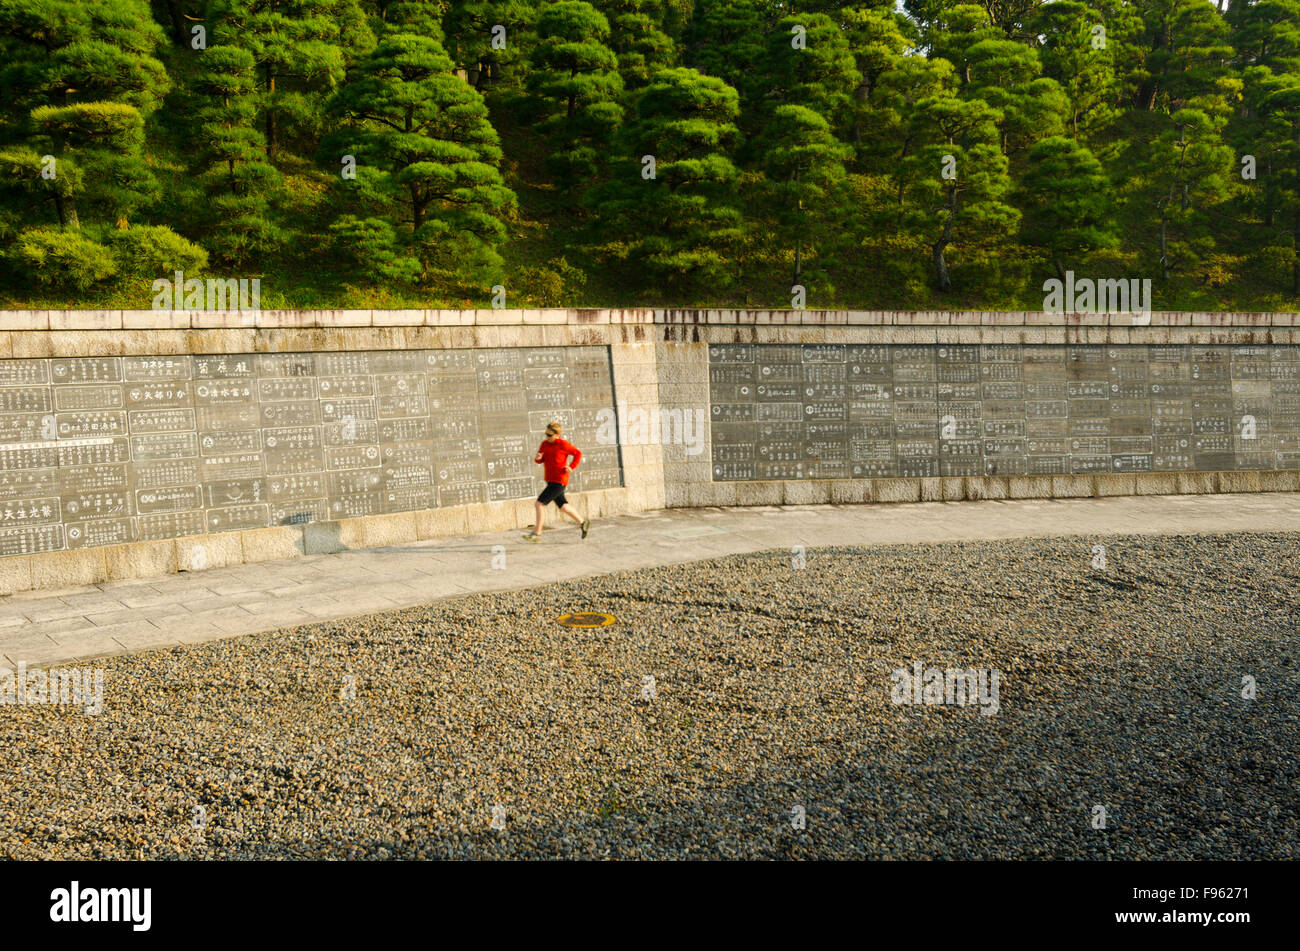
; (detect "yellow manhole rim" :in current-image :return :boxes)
[557,612,616,628]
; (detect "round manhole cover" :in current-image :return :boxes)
[557,612,616,628]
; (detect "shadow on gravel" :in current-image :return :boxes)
[1,532,1296,860]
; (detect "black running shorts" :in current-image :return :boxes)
[538,481,568,507]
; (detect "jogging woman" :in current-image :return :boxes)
[522,421,590,542]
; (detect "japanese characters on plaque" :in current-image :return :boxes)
[709,344,1300,482]
[0,347,621,556]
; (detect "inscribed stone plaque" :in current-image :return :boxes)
[709,343,1300,484]
[0,345,620,557]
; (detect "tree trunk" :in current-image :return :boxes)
[894,143,909,231]
[53,194,79,230]
[932,182,957,292]
[1294,208,1300,297]
[1136,21,1170,110]
[1264,151,1275,225]
[932,239,951,292]
[1159,213,1169,281]
[932,200,954,293]
[165,0,186,46]
[265,73,277,158]
[793,168,802,286]
[852,81,868,145]
[225,100,236,187]
[1135,81,1158,111]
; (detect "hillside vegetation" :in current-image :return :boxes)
[1,0,1298,312]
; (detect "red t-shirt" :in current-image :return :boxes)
[536,438,582,485]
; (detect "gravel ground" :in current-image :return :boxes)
[0,531,1296,860]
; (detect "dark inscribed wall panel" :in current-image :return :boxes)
[709,344,1299,481]
[0,347,621,557]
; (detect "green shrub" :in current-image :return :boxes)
[328,216,423,286]
[107,224,209,279]
[514,256,589,306]
[5,228,117,289]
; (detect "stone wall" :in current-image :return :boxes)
[2,307,1298,594]
[0,345,622,556]
[706,341,1296,477]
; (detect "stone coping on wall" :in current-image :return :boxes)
[3,311,1300,359]
[0,325,1296,360]
[3,308,1300,331]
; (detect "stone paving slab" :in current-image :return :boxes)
[2,493,1300,671]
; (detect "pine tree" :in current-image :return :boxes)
[0,0,171,230]
[0,0,203,292]
[840,4,913,156]
[1242,67,1300,294]
[1228,0,1300,295]
[896,90,1020,291]
[0,148,81,241]
[589,67,742,297]
[26,103,153,229]
[922,3,1003,86]
[1227,0,1300,73]
[750,104,853,290]
[1126,83,1237,282]
[1019,135,1118,279]
[1033,1,1122,143]
[867,56,955,210]
[444,0,538,91]
[209,0,375,158]
[591,0,675,90]
[752,13,861,140]
[965,39,1069,157]
[526,1,624,192]
[1133,0,1234,111]
[190,45,285,264]
[920,4,1069,158]
[682,0,766,105]
[0,0,170,135]
[379,0,447,38]
[322,32,517,288]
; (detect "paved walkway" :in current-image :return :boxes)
[4,492,1300,671]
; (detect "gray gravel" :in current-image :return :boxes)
[0,531,1296,859]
